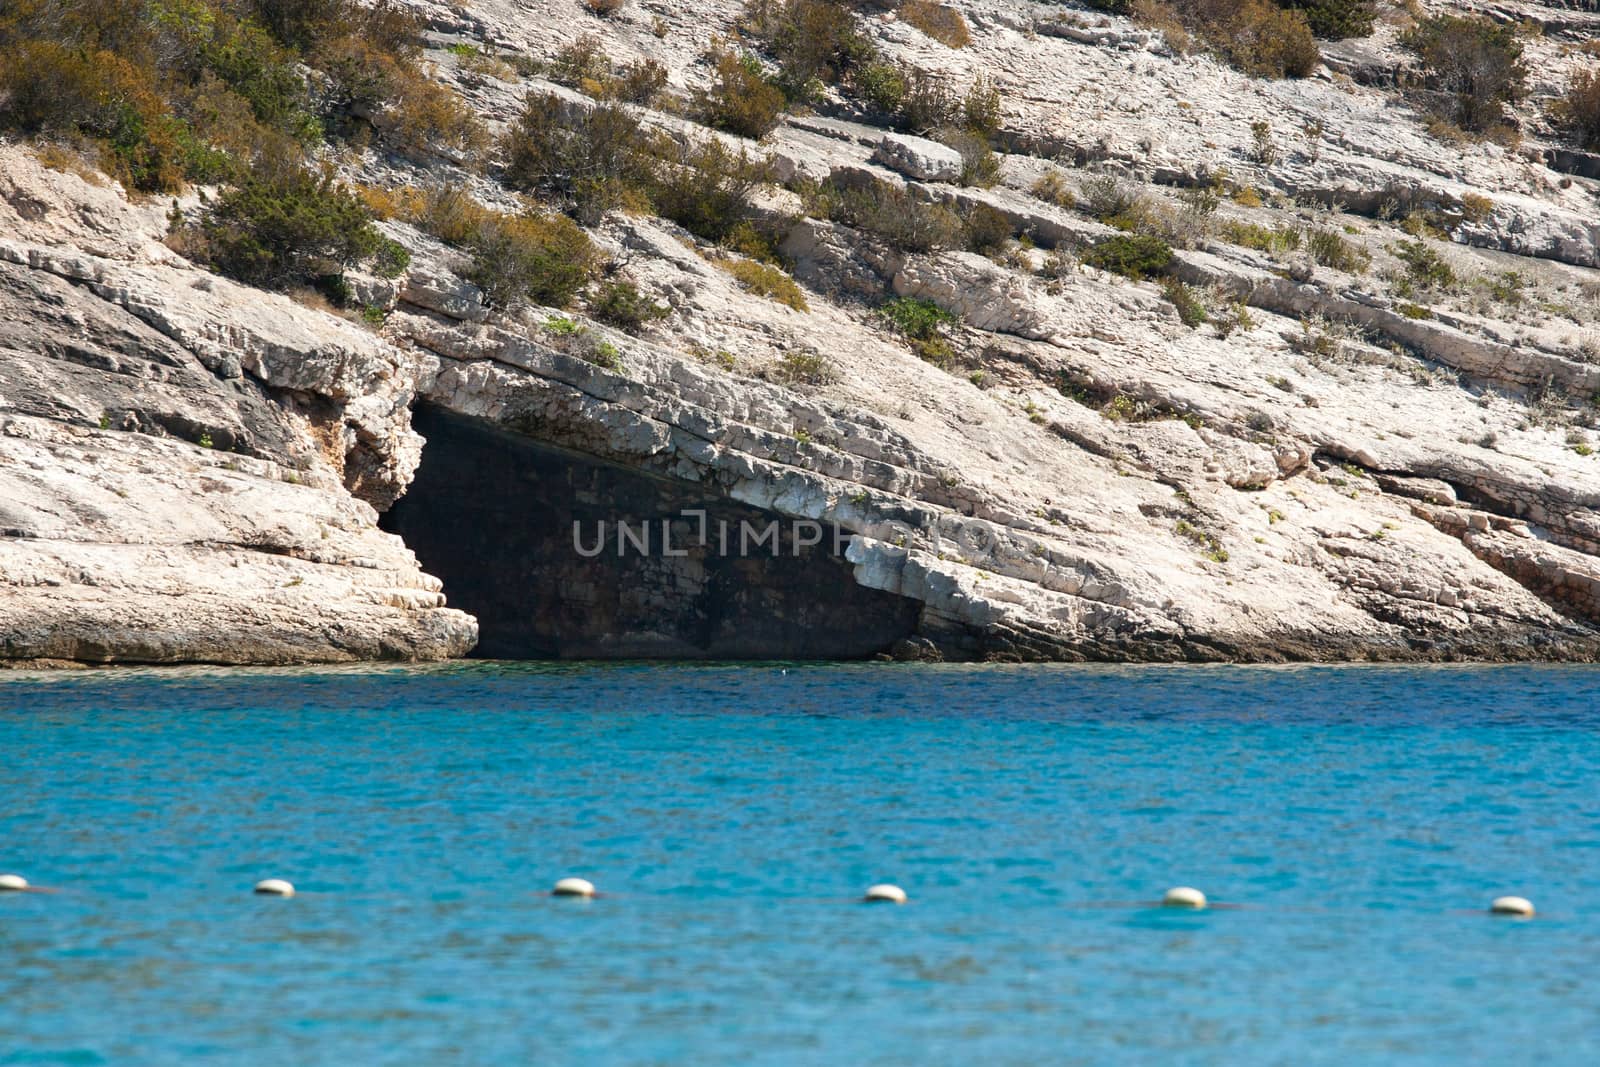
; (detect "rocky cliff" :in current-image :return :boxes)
[6,0,1600,664]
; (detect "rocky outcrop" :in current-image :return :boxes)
[8,0,1600,665]
[0,150,475,665]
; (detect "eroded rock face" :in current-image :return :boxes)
[9,0,1600,665]
[0,151,475,666]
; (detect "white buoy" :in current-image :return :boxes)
[0,874,28,892]
[553,877,596,898]
[864,883,908,904]
[1162,886,1207,909]
[1490,895,1534,917]
[253,878,295,897]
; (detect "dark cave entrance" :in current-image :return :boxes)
[380,404,923,659]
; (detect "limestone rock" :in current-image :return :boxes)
[872,134,964,183]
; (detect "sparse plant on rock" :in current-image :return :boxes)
[589,280,669,332]
[1162,279,1208,327]
[900,1,971,49]
[1306,228,1370,274]
[1402,15,1528,135]
[699,49,787,138]
[465,212,600,310]
[771,348,835,386]
[1553,68,1600,152]
[880,296,958,365]
[718,259,810,311]
[187,159,405,291]
[1081,234,1174,280]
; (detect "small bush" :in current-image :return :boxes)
[617,58,669,105]
[719,259,809,311]
[1220,220,1300,254]
[1402,16,1527,133]
[1277,0,1374,40]
[1081,234,1174,280]
[880,296,957,364]
[901,1,971,49]
[856,62,908,115]
[1030,171,1075,209]
[772,349,835,386]
[1391,239,1456,291]
[589,280,669,331]
[827,180,964,252]
[1162,279,1208,327]
[898,67,960,132]
[881,296,956,339]
[502,93,653,222]
[964,203,1013,255]
[465,212,600,309]
[1124,0,1318,79]
[1306,228,1369,274]
[651,138,774,242]
[584,0,628,15]
[939,127,1001,187]
[743,0,876,101]
[191,160,402,290]
[1080,175,1145,223]
[549,35,610,88]
[374,66,487,161]
[700,49,787,139]
[1554,68,1600,152]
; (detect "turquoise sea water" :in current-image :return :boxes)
[4,663,1600,1064]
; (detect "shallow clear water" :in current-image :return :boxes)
[4,662,1600,1064]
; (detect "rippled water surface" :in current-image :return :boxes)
[5,662,1600,1064]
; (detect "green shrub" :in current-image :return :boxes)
[192,160,402,289]
[502,92,653,221]
[880,296,957,364]
[650,138,775,242]
[962,75,1002,138]
[466,212,599,309]
[964,203,1012,254]
[827,180,964,252]
[1306,228,1370,273]
[1554,68,1600,152]
[1162,279,1208,327]
[881,296,956,339]
[1277,0,1374,40]
[589,279,669,331]
[1402,15,1527,133]
[700,49,787,139]
[742,0,875,101]
[1392,239,1456,291]
[1081,234,1174,280]
[856,62,908,115]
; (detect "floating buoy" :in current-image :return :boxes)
[1490,895,1534,917]
[553,877,596,898]
[253,878,295,897]
[1162,886,1207,909]
[0,874,28,892]
[864,883,907,904]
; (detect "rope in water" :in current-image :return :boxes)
[0,873,1542,917]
